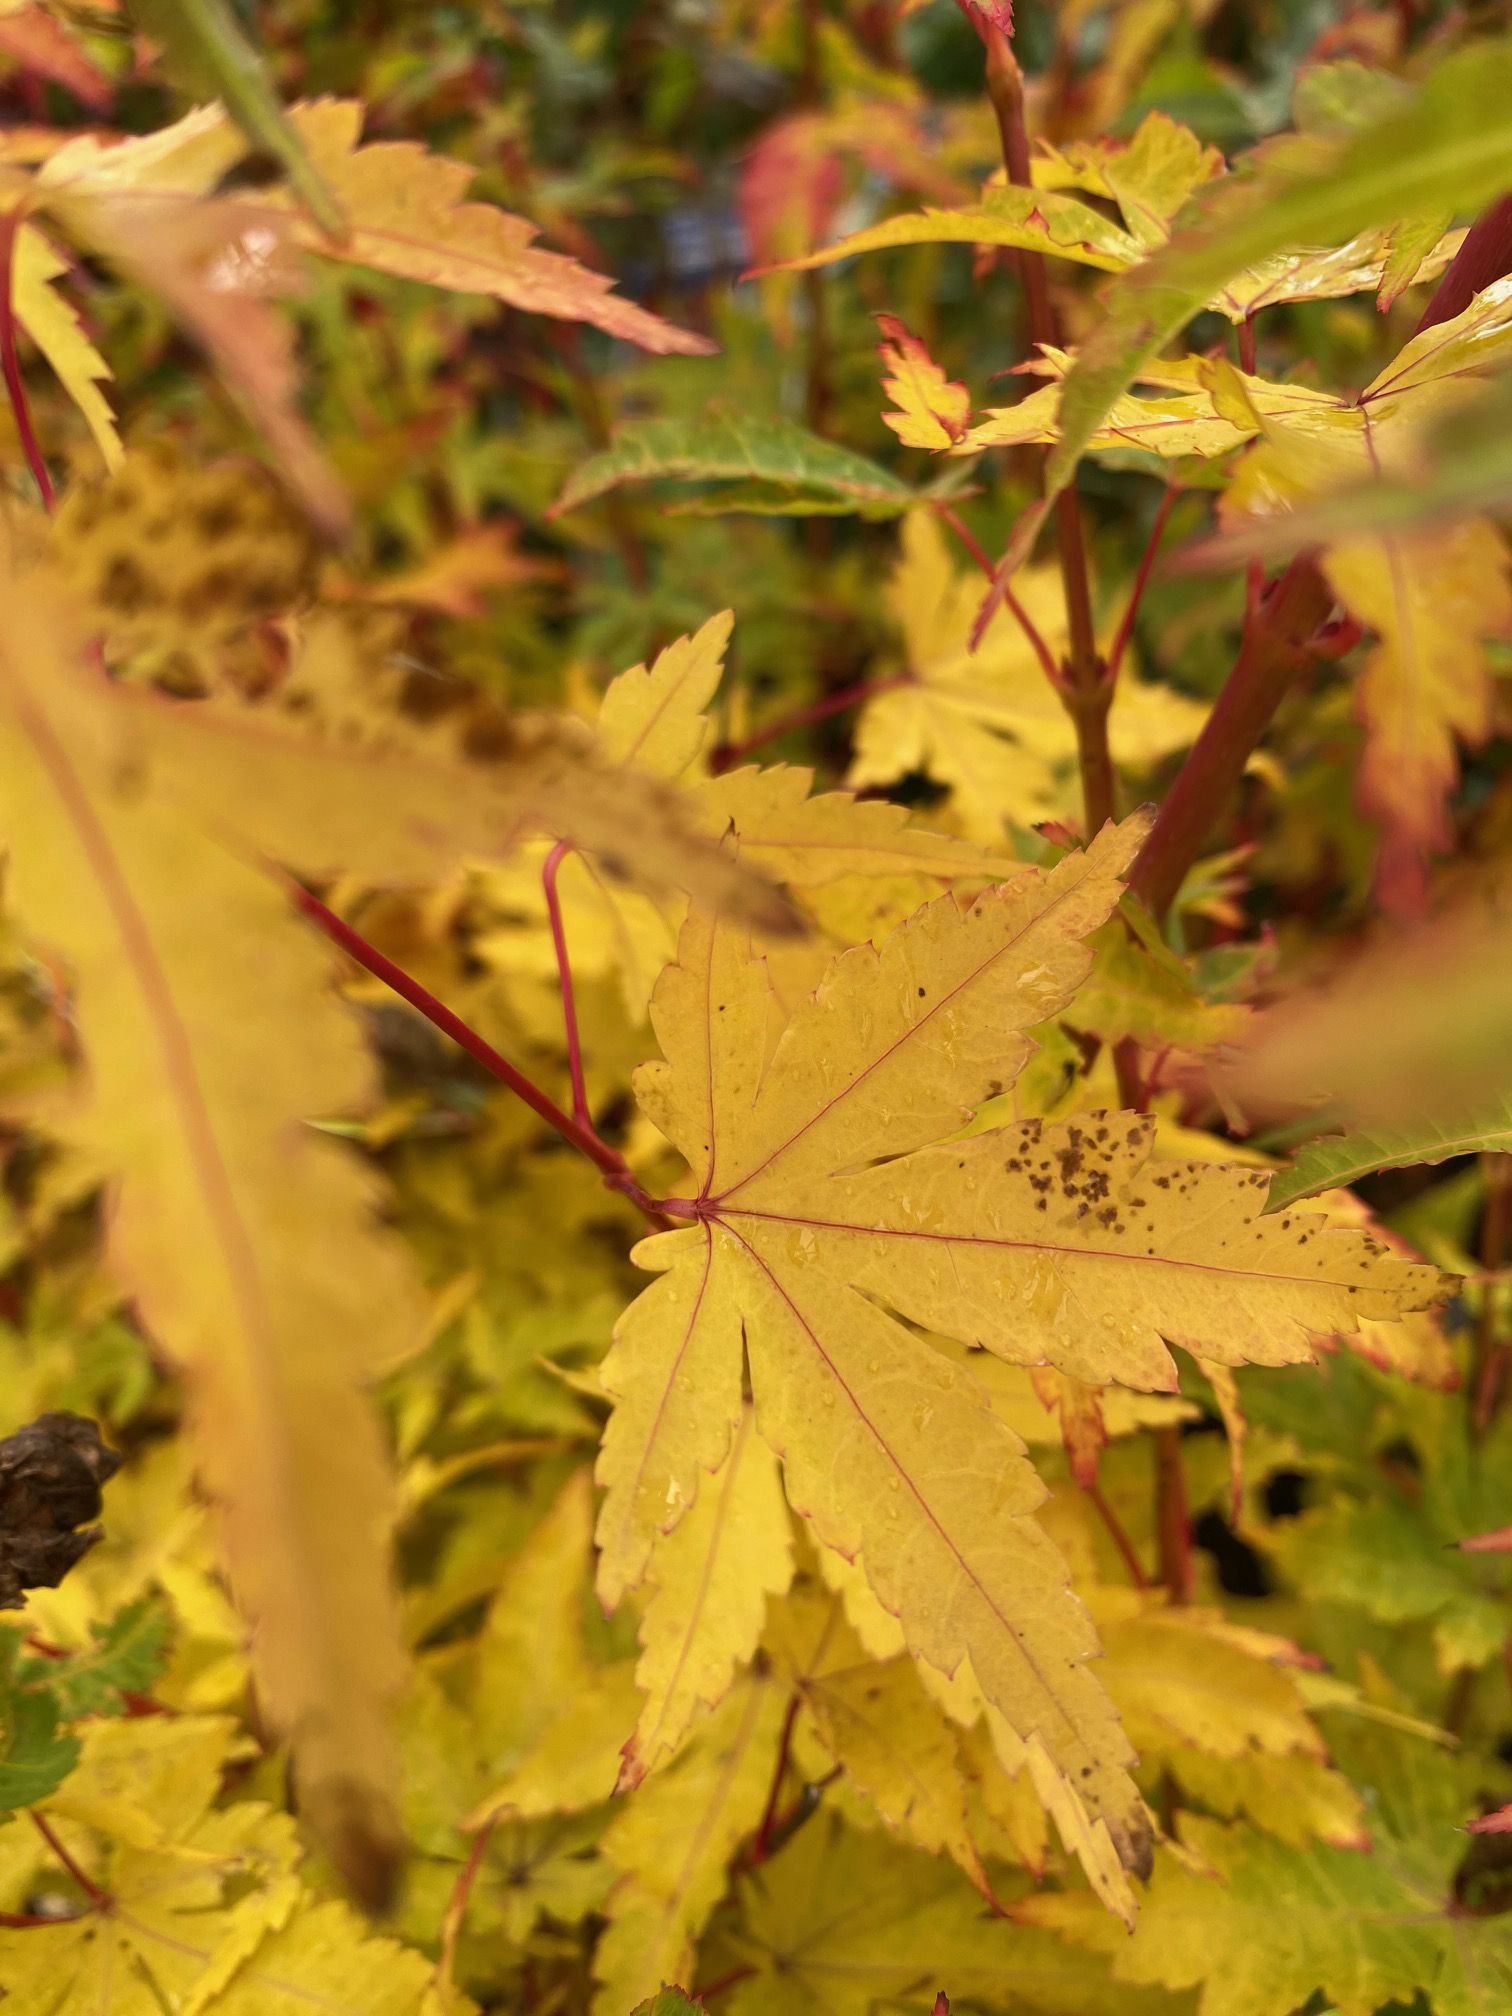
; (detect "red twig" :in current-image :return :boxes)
[0,1909,60,1928]
[936,503,1059,685]
[0,210,54,512]
[1128,557,1333,921]
[439,1816,496,1984]
[30,1813,108,1907]
[289,882,669,1228]
[709,674,912,773]
[694,1965,757,2003]
[982,30,1113,834]
[1153,1426,1194,1603]
[541,841,590,1127]
[1106,485,1179,683]
[749,1693,801,1865]
[1086,1481,1148,1589]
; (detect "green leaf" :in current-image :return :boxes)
[628,1995,701,2016]
[19,1599,172,1718]
[1025,1723,1512,2016]
[0,1631,78,1812]
[551,409,922,520]
[1050,33,1512,499]
[763,185,1140,277]
[128,0,347,238]
[1267,1098,1512,1209]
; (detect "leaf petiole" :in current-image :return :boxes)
[289,881,670,1229]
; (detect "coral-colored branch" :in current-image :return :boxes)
[1128,557,1332,922]
[982,30,1113,835]
[439,1816,497,1985]
[542,841,590,1127]
[936,503,1059,685]
[748,1692,801,1865]
[694,1965,758,2003]
[0,210,54,513]
[1106,485,1178,684]
[289,882,669,1229]
[1086,1480,1149,1589]
[31,1812,108,1907]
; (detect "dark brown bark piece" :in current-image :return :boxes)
[0,1413,121,1612]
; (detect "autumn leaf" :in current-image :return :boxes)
[130,0,347,237]
[593,1672,783,2014]
[0,557,423,1903]
[1048,34,1512,498]
[877,314,971,451]
[34,97,710,357]
[620,1399,792,1790]
[850,510,1203,839]
[1022,1725,1512,2016]
[0,1714,434,2012]
[598,814,1441,1901]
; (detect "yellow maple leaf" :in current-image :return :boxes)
[0,1716,431,2014]
[0,567,422,1903]
[479,610,1015,1018]
[596,815,1444,1901]
[852,512,1206,840]
[767,1578,999,1903]
[34,96,710,357]
[591,1673,783,2016]
[876,313,972,450]
[13,220,121,472]
[1323,521,1512,902]
[620,1398,793,1789]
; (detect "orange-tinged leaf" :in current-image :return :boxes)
[278,99,711,356]
[1460,1527,1512,1555]
[0,561,417,1904]
[876,314,971,451]
[51,188,349,538]
[1323,520,1512,906]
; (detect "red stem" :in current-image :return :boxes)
[1086,1481,1148,1589]
[983,30,1113,835]
[694,1966,757,2003]
[710,674,912,773]
[289,882,669,1228]
[1106,484,1178,683]
[937,503,1059,685]
[1128,557,1333,921]
[749,1693,801,1864]
[541,841,590,1127]
[31,1813,108,1907]
[0,1910,59,1928]
[0,210,55,512]
[440,1816,496,1981]
[1153,1425,1194,1604]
